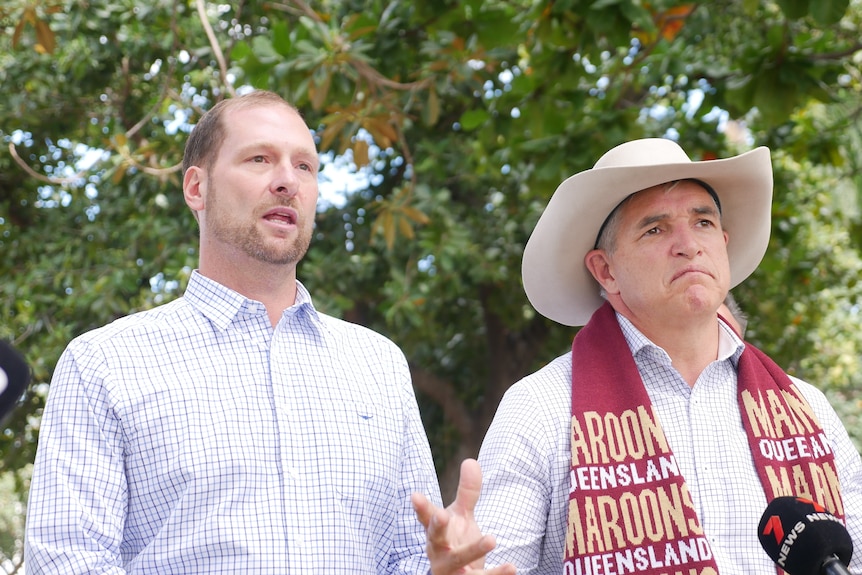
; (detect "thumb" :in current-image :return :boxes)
[453,458,483,514]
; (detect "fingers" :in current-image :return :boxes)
[411,491,434,529]
[423,505,489,571]
[485,563,518,575]
[428,530,496,574]
[413,459,511,575]
[425,506,453,548]
[452,458,483,514]
[413,493,455,550]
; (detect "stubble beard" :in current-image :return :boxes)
[206,182,313,266]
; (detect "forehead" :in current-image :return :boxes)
[620,181,719,219]
[221,104,316,150]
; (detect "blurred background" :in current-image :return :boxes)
[2,0,862,571]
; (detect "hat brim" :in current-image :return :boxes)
[522,146,773,326]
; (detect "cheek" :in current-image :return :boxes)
[609,255,650,287]
[302,186,319,210]
[711,238,731,265]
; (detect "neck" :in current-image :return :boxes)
[199,253,299,327]
[626,313,719,387]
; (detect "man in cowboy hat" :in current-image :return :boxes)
[413,138,862,574]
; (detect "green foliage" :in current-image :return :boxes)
[0,466,29,570]
[742,155,862,381]
[2,0,862,560]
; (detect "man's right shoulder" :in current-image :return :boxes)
[506,352,572,401]
[518,352,572,384]
[70,296,196,347]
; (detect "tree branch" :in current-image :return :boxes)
[808,42,862,61]
[7,142,84,185]
[196,0,236,97]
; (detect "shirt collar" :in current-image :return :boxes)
[183,270,319,331]
[717,317,745,362]
[616,312,745,367]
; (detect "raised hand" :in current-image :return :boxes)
[412,459,517,575]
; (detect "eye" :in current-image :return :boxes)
[644,226,661,236]
[250,155,267,163]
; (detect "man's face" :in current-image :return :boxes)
[589,181,730,324]
[199,103,320,268]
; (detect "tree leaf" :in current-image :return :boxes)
[352,139,370,167]
[810,0,850,25]
[34,18,55,54]
[458,109,489,131]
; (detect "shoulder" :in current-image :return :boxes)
[787,375,851,433]
[505,352,572,404]
[66,298,193,353]
[489,352,572,444]
[787,375,837,415]
[315,313,405,355]
[310,313,411,392]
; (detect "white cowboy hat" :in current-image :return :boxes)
[522,138,773,326]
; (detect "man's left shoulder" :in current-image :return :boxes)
[786,374,826,399]
[317,313,402,351]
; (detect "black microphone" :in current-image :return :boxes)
[0,340,29,421]
[758,496,854,575]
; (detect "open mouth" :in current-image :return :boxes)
[263,208,297,226]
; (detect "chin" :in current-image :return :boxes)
[681,292,718,312]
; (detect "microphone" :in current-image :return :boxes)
[758,496,854,575]
[0,340,29,421]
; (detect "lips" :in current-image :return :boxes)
[672,266,712,281]
[262,207,298,226]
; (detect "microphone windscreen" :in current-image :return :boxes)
[0,340,29,421]
[758,496,853,575]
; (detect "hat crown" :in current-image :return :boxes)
[594,138,692,170]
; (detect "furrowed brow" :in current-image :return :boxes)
[692,204,720,217]
[636,213,670,229]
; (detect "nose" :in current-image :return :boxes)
[672,227,703,259]
[269,163,299,198]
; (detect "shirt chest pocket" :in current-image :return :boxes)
[281,399,400,538]
[303,399,399,478]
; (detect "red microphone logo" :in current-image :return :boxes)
[762,515,785,544]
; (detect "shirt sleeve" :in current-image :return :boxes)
[24,341,128,574]
[792,376,862,574]
[475,374,565,573]
[390,371,441,575]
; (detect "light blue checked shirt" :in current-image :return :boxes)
[477,314,862,575]
[25,271,441,574]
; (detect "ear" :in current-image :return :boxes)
[183,166,206,215]
[584,249,619,295]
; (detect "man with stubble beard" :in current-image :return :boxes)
[25,90,442,574]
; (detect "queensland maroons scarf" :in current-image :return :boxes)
[564,302,844,575]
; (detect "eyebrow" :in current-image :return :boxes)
[635,204,719,230]
[692,204,720,217]
[235,142,319,163]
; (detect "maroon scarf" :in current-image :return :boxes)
[564,302,843,575]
